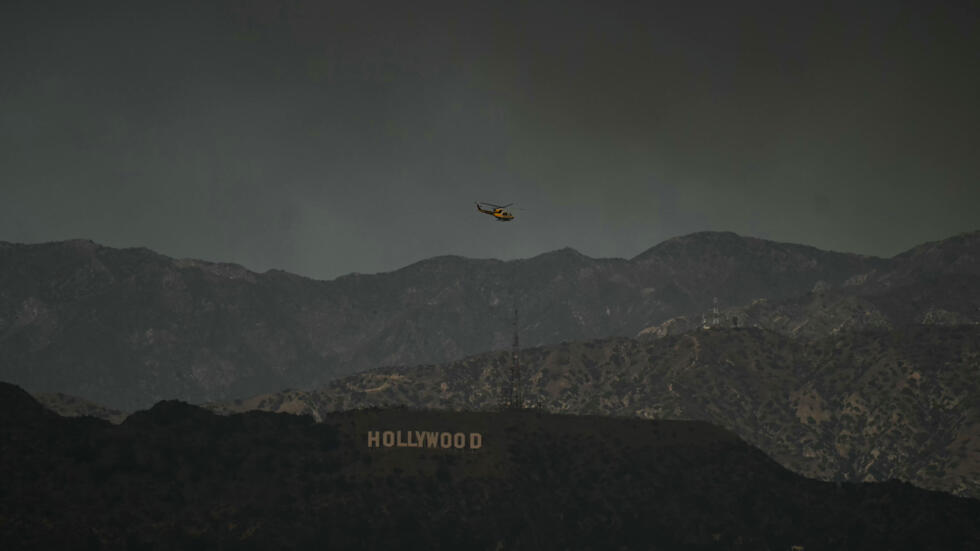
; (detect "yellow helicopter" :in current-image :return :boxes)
[475,201,515,221]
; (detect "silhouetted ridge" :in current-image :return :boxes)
[530,246,587,259]
[885,230,980,281]
[631,231,871,265]
[892,230,980,259]
[1,384,977,549]
[632,230,746,259]
[123,399,228,430]
[0,382,54,426]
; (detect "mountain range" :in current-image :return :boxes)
[3,230,977,410]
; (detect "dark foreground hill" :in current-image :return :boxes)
[209,325,980,499]
[2,383,978,550]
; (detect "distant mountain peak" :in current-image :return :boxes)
[397,254,504,275]
[632,231,783,262]
[628,230,883,264]
[893,230,980,258]
[879,230,980,284]
[531,246,586,259]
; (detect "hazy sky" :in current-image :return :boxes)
[2,0,977,279]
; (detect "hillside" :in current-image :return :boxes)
[2,382,977,550]
[639,273,980,338]
[639,231,980,338]
[31,392,128,424]
[208,325,980,499]
[0,231,890,410]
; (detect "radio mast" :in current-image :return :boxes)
[509,306,523,409]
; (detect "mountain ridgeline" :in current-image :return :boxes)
[3,231,978,410]
[641,232,980,339]
[2,383,977,550]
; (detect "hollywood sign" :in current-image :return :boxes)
[367,430,483,450]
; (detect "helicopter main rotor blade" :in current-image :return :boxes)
[483,202,513,209]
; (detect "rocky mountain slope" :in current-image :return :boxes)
[2,383,977,550]
[0,231,895,409]
[31,392,128,424]
[639,273,980,338]
[639,232,980,338]
[208,325,980,499]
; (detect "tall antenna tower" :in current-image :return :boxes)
[712,297,720,327]
[509,306,523,409]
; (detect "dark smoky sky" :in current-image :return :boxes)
[2,0,977,279]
